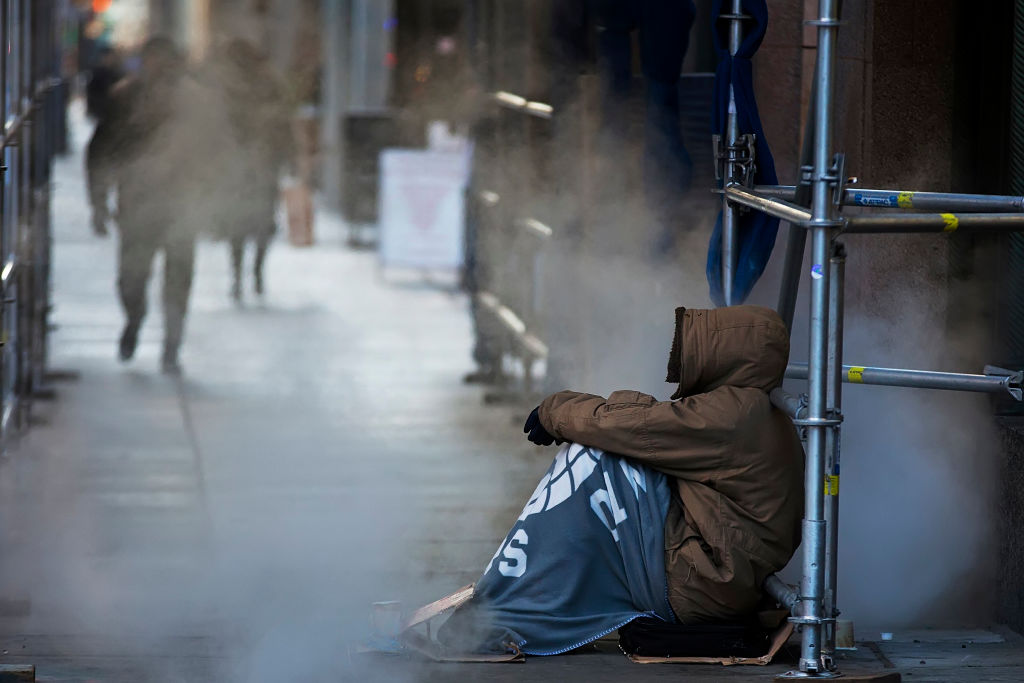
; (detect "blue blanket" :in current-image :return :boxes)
[440,444,676,656]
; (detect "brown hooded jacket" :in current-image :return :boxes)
[537,305,804,623]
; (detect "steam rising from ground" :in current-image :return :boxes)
[758,231,1000,632]
[7,7,1005,683]
[837,313,997,630]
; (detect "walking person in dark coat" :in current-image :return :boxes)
[206,39,292,301]
[86,37,225,374]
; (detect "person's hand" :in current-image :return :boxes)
[91,209,109,237]
[523,407,556,446]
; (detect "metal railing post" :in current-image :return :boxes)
[790,0,842,676]
[721,0,744,306]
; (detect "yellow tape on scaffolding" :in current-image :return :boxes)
[824,475,839,496]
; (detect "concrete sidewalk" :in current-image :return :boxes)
[0,104,547,681]
[0,104,1019,682]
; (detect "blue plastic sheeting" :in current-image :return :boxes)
[706,0,780,306]
[437,444,675,656]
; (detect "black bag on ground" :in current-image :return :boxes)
[618,617,772,658]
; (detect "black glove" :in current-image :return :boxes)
[523,407,556,446]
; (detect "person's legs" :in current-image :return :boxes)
[161,233,197,374]
[229,235,244,302]
[253,228,273,296]
[591,0,638,147]
[639,0,696,256]
[116,229,158,361]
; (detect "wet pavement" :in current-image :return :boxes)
[0,104,1020,681]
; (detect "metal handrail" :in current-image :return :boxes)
[1,77,63,149]
[492,91,554,120]
[476,290,548,360]
[515,217,553,240]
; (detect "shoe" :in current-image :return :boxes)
[160,353,182,376]
[462,368,502,385]
[119,322,140,362]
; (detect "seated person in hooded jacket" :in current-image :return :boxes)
[525,304,804,624]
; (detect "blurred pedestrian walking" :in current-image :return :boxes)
[205,39,292,301]
[86,37,226,375]
[85,45,124,121]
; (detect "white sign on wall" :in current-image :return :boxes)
[378,146,470,271]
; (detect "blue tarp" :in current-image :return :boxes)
[438,444,675,656]
[706,0,780,306]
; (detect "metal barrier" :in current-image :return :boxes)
[0,0,66,443]
[468,90,555,402]
[717,0,1024,677]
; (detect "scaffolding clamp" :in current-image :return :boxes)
[805,18,844,27]
[831,154,847,209]
[788,615,838,626]
[792,414,843,427]
[985,365,1024,401]
[717,12,754,22]
[800,154,847,210]
[779,656,841,679]
[713,133,758,189]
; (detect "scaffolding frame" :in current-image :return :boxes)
[719,0,1024,677]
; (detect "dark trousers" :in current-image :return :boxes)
[229,228,272,291]
[552,0,696,234]
[118,227,196,359]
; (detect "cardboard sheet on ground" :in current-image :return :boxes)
[395,584,524,663]
[393,584,793,665]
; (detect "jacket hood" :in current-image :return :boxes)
[666,305,789,399]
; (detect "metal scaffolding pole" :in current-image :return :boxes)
[770,387,808,420]
[822,244,845,654]
[757,185,1024,212]
[786,362,1023,398]
[765,574,800,612]
[844,212,1024,233]
[777,66,819,331]
[789,0,841,676]
[720,0,744,306]
[725,184,813,224]
[728,185,1024,234]
[777,223,809,331]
